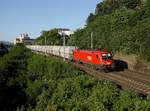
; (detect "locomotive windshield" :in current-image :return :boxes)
[101,53,112,60]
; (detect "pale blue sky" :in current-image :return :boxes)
[0,0,101,42]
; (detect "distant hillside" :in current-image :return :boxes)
[0,43,8,57]
[0,41,13,46]
[0,41,13,50]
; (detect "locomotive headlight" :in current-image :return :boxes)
[107,62,111,65]
[102,54,106,56]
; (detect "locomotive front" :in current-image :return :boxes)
[100,52,113,70]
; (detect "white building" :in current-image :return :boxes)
[58,28,74,36]
[14,33,35,45]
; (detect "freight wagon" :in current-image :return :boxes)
[26,45,77,60]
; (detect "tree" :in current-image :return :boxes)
[0,44,31,111]
[0,43,8,57]
[86,13,95,24]
[36,29,63,45]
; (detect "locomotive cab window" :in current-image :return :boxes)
[102,53,112,60]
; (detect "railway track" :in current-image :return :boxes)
[72,62,150,94]
[114,70,150,86]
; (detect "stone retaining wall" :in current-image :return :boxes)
[114,53,150,74]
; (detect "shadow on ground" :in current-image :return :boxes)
[113,59,128,71]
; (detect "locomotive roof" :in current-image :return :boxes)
[76,49,111,54]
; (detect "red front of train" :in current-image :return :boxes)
[73,49,113,69]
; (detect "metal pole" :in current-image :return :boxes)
[45,36,46,45]
[63,33,65,46]
[63,33,65,61]
[45,36,46,55]
[91,32,93,49]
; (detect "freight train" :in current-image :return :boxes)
[26,45,114,71]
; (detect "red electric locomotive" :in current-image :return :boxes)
[73,49,113,71]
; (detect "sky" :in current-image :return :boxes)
[0,0,101,42]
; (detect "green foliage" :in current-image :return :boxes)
[95,0,121,15]
[120,0,142,9]
[143,0,150,18]
[86,13,96,24]
[95,0,141,16]
[0,43,8,57]
[113,91,150,111]
[36,29,63,45]
[0,44,31,111]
